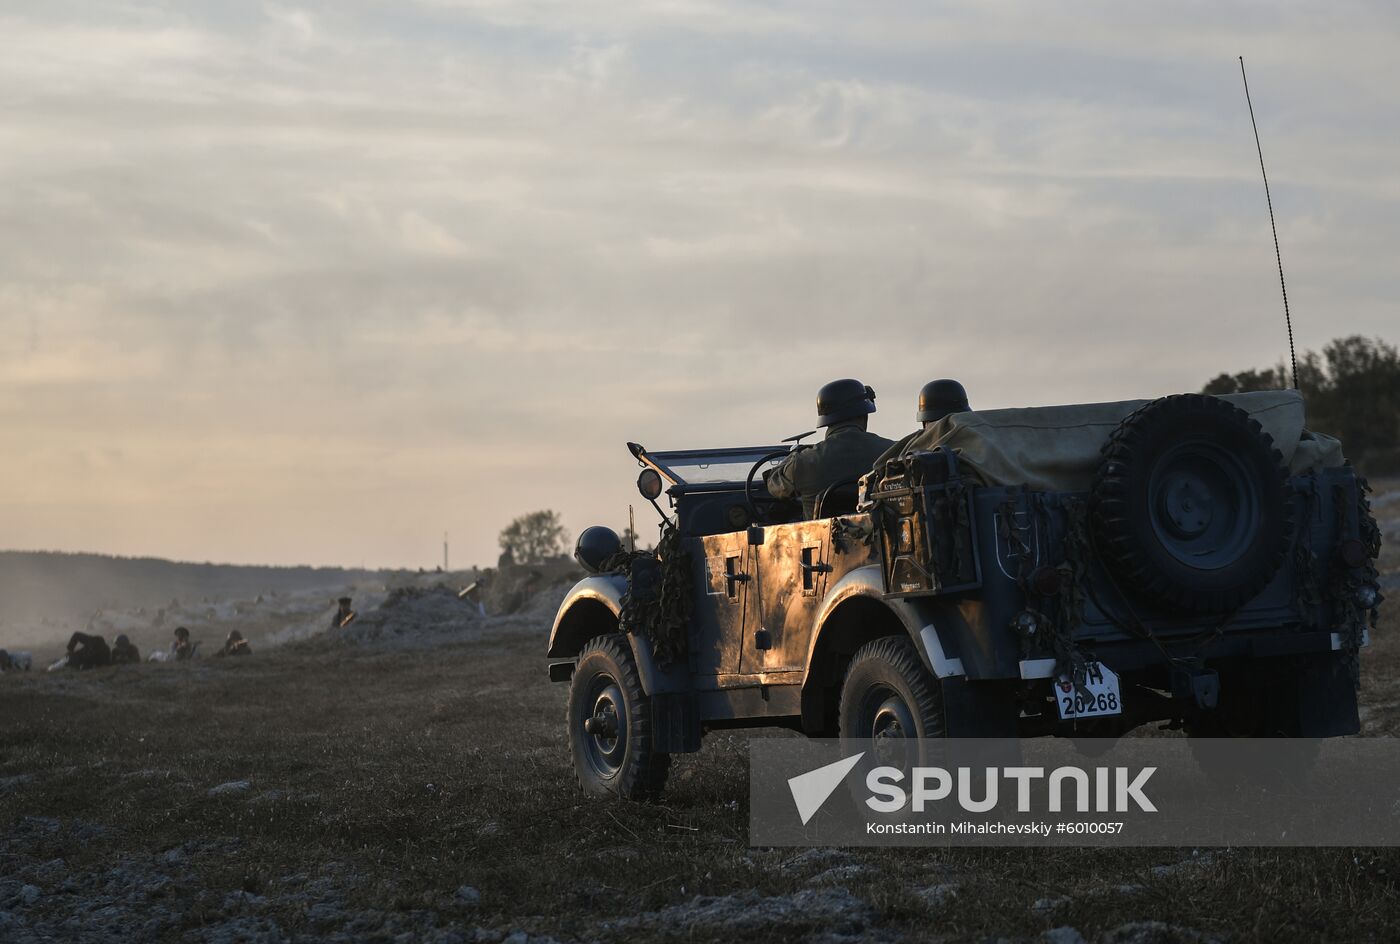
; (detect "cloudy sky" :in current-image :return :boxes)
[3,2,1397,569]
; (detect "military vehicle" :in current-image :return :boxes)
[548,390,1382,798]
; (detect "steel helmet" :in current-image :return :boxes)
[917,379,970,423]
[816,379,877,427]
[574,526,623,574]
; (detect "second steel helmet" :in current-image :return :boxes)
[816,379,877,427]
[917,379,970,424]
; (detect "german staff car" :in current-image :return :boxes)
[548,391,1383,798]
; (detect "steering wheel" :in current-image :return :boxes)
[813,475,863,520]
[745,449,794,525]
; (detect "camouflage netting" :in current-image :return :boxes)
[1333,477,1386,680]
[606,523,693,668]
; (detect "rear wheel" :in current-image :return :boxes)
[567,634,670,800]
[839,636,945,771]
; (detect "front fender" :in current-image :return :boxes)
[547,575,626,658]
[545,574,688,695]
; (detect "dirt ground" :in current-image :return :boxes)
[1,485,1397,943]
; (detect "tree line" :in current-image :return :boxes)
[1203,335,1400,475]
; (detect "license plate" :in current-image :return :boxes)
[1056,662,1122,720]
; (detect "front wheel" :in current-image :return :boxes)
[567,634,670,800]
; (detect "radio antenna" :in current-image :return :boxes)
[1239,56,1298,390]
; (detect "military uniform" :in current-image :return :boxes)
[171,628,195,661]
[765,421,894,519]
[111,636,141,665]
[66,632,111,670]
[218,634,251,657]
[873,430,920,469]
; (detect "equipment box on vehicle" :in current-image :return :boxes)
[864,448,980,598]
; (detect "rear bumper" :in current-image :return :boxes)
[1015,629,1364,738]
[1017,629,1368,679]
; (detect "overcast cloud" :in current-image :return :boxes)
[2,1,1397,568]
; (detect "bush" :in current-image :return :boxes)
[498,510,570,566]
[1203,335,1400,475]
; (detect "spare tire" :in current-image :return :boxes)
[1092,394,1294,614]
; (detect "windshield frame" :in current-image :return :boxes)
[628,442,789,490]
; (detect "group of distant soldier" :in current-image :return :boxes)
[52,624,252,671]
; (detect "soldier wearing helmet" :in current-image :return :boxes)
[217,629,251,657]
[171,625,196,661]
[916,379,969,425]
[331,598,357,630]
[65,631,111,670]
[876,379,972,467]
[764,379,894,519]
[111,633,141,665]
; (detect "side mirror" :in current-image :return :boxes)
[637,468,664,501]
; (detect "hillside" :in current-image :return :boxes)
[0,551,380,647]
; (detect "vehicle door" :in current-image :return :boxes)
[688,529,752,677]
[739,519,833,675]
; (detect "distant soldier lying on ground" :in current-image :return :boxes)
[65,632,111,670]
[331,597,356,630]
[217,629,251,657]
[0,649,32,672]
[172,626,196,661]
[110,634,141,665]
[145,626,199,662]
[458,581,487,617]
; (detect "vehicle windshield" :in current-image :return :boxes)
[643,445,789,486]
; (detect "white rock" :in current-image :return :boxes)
[917,882,960,908]
[207,780,251,796]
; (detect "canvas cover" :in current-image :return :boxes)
[890,389,1344,492]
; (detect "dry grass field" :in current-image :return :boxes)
[1,483,1397,942]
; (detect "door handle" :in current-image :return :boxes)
[800,561,832,574]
